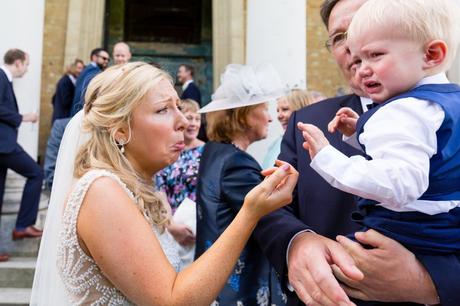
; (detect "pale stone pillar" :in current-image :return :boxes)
[64,0,105,65]
[212,0,246,90]
[245,0,307,164]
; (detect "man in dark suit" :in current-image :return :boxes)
[177,64,208,141]
[70,48,110,116]
[254,0,459,305]
[51,59,84,123]
[0,49,44,261]
[177,64,202,105]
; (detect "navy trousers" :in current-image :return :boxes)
[0,145,43,229]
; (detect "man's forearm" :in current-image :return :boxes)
[417,253,460,306]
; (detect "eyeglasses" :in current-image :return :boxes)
[325,31,347,52]
[98,55,110,61]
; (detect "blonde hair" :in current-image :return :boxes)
[348,0,460,71]
[286,89,324,111]
[180,99,200,114]
[74,62,171,228]
[206,104,260,143]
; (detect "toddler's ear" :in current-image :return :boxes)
[423,40,447,70]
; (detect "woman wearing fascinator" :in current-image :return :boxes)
[195,64,289,305]
[30,62,298,305]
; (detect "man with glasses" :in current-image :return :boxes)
[254,0,457,305]
[70,48,110,116]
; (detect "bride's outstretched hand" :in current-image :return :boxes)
[244,160,298,219]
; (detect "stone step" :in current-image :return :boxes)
[0,288,30,306]
[0,187,48,257]
[0,258,36,289]
[0,211,45,257]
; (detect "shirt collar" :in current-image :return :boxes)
[415,72,449,87]
[182,79,193,91]
[67,74,77,85]
[0,66,13,82]
[360,96,373,112]
[90,61,97,68]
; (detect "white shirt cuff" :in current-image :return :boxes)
[286,229,315,292]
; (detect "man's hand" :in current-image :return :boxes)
[297,123,330,160]
[327,107,359,136]
[287,231,363,306]
[334,230,439,304]
[22,112,39,123]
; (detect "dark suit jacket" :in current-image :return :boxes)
[181,81,201,105]
[0,69,22,154]
[70,63,101,116]
[253,94,460,306]
[51,74,75,123]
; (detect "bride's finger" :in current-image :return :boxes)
[261,167,277,176]
[259,163,291,193]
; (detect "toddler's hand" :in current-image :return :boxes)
[297,122,330,159]
[328,107,359,137]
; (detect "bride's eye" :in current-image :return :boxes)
[156,107,168,114]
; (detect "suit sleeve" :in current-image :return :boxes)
[61,79,75,111]
[253,110,312,282]
[417,253,460,306]
[221,151,263,212]
[0,80,22,128]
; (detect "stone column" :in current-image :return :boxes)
[212,0,246,90]
[245,0,307,164]
[64,0,106,64]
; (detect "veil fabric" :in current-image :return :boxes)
[30,111,89,305]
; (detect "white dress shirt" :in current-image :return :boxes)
[311,73,460,215]
[68,74,76,85]
[182,79,193,91]
[0,65,13,82]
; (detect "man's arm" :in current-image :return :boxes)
[0,81,22,127]
[254,110,311,278]
[418,253,460,306]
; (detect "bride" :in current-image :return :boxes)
[30,62,298,305]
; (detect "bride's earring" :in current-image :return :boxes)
[118,139,126,154]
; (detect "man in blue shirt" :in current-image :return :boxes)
[70,48,110,116]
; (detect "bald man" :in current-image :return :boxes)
[112,42,132,65]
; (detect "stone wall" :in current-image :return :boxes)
[306,0,349,97]
[38,0,70,162]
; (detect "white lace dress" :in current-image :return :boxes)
[56,170,182,306]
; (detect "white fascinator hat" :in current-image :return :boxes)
[198,63,287,113]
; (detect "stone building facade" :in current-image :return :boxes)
[38,0,348,162]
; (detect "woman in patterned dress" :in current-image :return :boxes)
[31,62,299,306]
[156,99,204,248]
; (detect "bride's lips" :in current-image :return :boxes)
[172,141,185,151]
